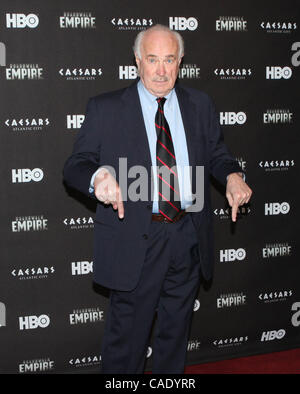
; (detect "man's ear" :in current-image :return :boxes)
[135,53,140,68]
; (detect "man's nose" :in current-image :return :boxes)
[156,61,166,76]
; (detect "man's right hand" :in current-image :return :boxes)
[94,168,124,219]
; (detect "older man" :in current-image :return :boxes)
[63,24,252,374]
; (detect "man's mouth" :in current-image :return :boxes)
[153,78,168,83]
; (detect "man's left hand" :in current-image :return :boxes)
[226,172,252,222]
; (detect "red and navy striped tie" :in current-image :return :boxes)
[155,97,181,222]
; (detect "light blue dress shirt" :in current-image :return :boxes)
[137,80,192,212]
[90,80,193,212]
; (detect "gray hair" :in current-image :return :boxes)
[133,24,184,59]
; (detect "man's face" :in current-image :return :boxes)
[135,30,182,97]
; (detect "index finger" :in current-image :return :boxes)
[116,189,124,219]
[231,200,239,222]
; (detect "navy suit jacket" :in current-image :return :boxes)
[63,81,242,291]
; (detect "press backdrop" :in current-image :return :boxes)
[0,0,299,374]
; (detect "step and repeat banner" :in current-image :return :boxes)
[0,0,299,374]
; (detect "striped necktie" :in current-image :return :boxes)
[155,97,181,222]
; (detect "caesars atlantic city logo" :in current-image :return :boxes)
[118,64,200,80]
[12,168,44,183]
[5,117,50,132]
[213,336,248,348]
[69,355,101,368]
[220,112,246,125]
[214,205,250,220]
[263,109,293,124]
[59,67,102,80]
[217,293,246,308]
[219,248,246,263]
[262,242,292,259]
[259,159,295,172]
[216,16,247,32]
[11,266,55,280]
[258,289,293,303]
[6,64,43,80]
[111,17,153,30]
[59,12,96,29]
[214,68,252,80]
[12,215,48,232]
[6,13,39,28]
[69,307,104,325]
[264,202,290,215]
[63,216,94,230]
[260,21,297,33]
[19,358,54,373]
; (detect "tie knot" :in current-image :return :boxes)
[157,97,166,108]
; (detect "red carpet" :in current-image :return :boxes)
[183,348,300,374]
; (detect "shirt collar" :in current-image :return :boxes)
[138,80,174,109]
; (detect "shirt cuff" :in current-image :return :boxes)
[226,172,246,182]
[89,167,107,194]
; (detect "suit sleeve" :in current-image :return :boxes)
[63,97,102,197]
[207,97,244,185]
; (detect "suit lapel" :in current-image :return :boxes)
[175,83,198,169]
[120,81,152,170]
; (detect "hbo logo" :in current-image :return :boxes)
[261,329,285,341]
[265,202,290,215]
[12,168,44,183]
[19,315,50,330]
[220,112,247,125]
[169,17,198,31]
[220,248,246,262]
[71,261,93,275]
[266,66,292,79]
[67,115,85,129]
[119,66,137,80]
[6,13,39,28]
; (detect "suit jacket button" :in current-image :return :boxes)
[143,234,148,240]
